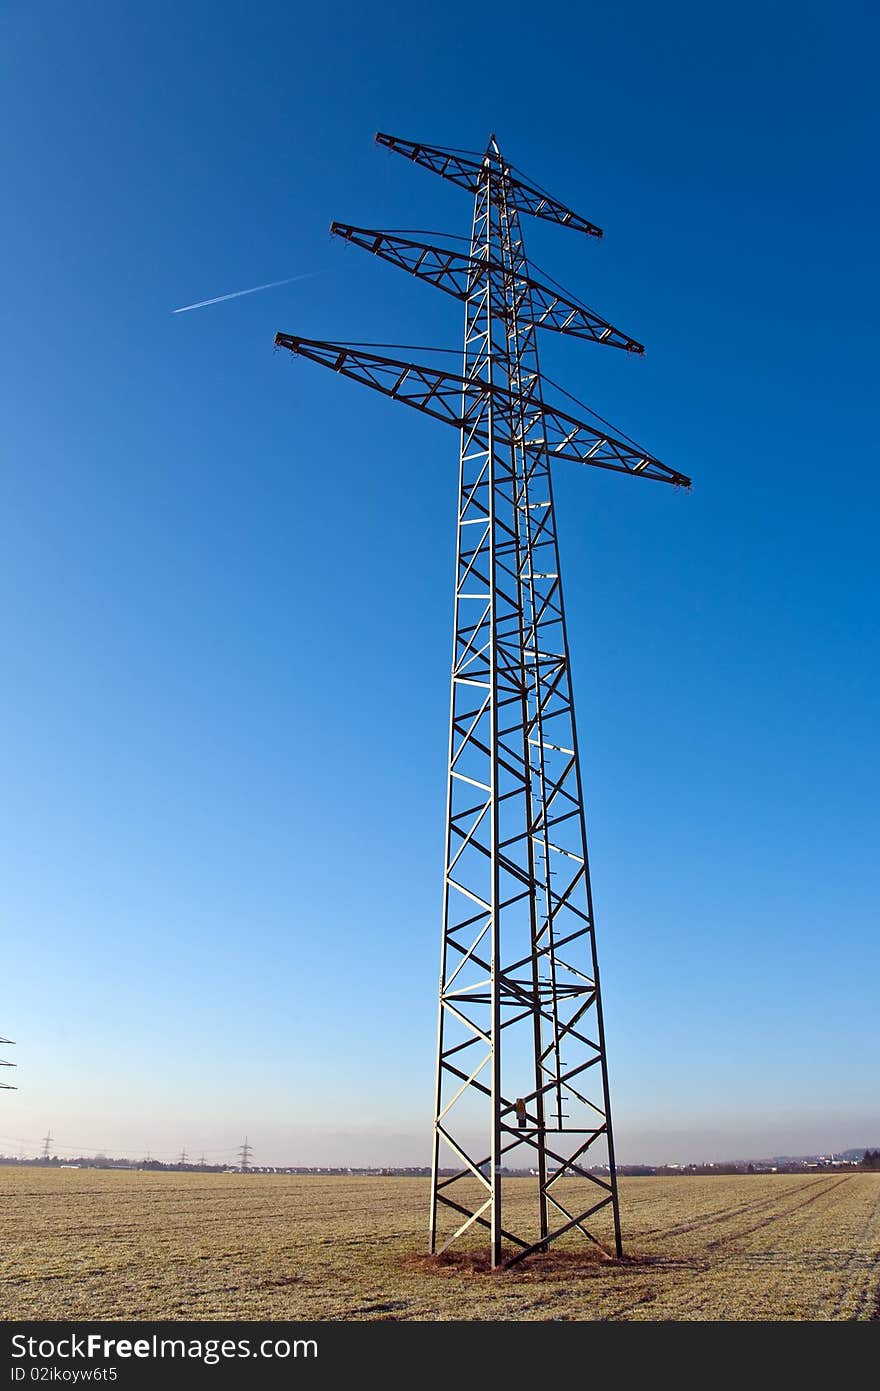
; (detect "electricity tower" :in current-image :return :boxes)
[238,1137,253,1173]
[41,1130,53,1161]
[0,1037,15,1091]
[275,133,690,1267]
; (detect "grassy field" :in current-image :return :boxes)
[1,1168,878,1320]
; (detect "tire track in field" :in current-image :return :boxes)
[667,1176,855,1322]
[635,1175,833,1243]
[703,1175,851,1251]
[602,1177,848,1322]
[837,1180,880,1321]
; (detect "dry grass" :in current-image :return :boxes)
[1,1168,878,1320]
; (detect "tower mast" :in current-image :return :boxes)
[275,132,690,1266]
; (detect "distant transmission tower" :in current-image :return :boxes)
[41,1130,53,1161]
[275,133,690,1267]
[0,1037,15,1091]
[238,1137,253,1173]
[179,1148,187,1166]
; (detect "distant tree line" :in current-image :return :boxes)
[860,1149,880,1170]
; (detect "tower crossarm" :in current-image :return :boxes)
[533,399,690,484]
[0,1034,15,1086]
[274,334,466,428]
[274,335,690,487]
[330,224,644,353]
[375,132,603,238]
[1,1036,17,1086]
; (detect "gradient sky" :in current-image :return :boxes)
[2,2,878,1167]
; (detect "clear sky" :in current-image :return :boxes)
[2,1,878,1167]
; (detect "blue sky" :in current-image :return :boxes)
[1,1,878,1166]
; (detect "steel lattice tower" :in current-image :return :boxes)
[275,133,690,1267]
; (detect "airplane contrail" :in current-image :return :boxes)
[172,272,319,314]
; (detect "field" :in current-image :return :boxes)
[1,1168,879,1321]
